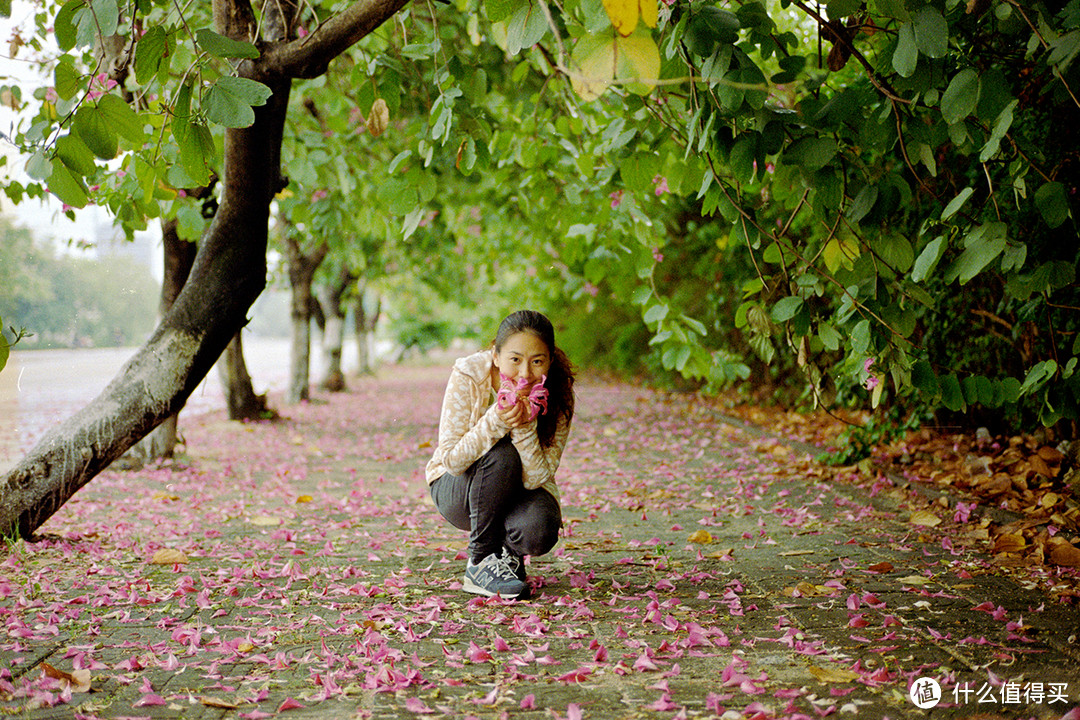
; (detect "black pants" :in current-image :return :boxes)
[430,435,562,563]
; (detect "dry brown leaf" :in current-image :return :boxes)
[1049,539,1080,568]
[783,582,838,597]
[40,663,91,693]
[868,561,894,573]
[367,98,389,137]
[150,548,189,565]
[910,510,942,527]
[200,696,239,709]
[687,530,713,544]
[993,533,1026,554]
[1029,455,1054,478]
[1037,445,1065,463]
[808,664,861,683]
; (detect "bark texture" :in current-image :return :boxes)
[0,0,414,537]
[285,235,328,404]
[319,265,356,391]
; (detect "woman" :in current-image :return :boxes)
[426,310,575,599]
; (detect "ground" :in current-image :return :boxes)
[2,363,1080,719]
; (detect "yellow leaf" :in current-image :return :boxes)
[295,495,313,504]
[150,548,189,565]
[909,510,942,527]
[249,515,282,526]
[808,664,861,683]
[823,236,860,272]
[615,33,661,96]
[688,529,713,544]
[639,0,658,28]
[571,35,616,102]
[602,0,640,36]
[236,641,256,653]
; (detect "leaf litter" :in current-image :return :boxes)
[1,364,1079,718]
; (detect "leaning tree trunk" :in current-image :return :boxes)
[126,219,199,462]
[285,235,328,404]
[354,282,381,375]
[0,0,412,539]
[319,265,356,391]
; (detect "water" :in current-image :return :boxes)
[0,336,350,472]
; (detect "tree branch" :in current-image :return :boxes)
[259,0,414,80]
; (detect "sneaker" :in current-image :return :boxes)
[501,546,527,583]
[463,553,527,599]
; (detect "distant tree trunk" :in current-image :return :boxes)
[319,265,356,391]
[218,332,272,420]
[285,235,328,404]
[0,0,411,539]
[126,220,199,462]
[354,282,381,375]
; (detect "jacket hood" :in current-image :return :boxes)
[453,349,495,385]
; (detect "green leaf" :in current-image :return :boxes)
[55,133,97,176]
[204,76,273,128]
[941,187,973,220]
[54,0,85,52]
[729,133,759,184]
[98,93,145,145]
[196,28,260,59]
[979,99,1016,162]
[506,2,548,55]
[47,158,89,208]
[912,236,945,282]
[940,68,980,125]
[1035,181,1070,228]
[0,327,8,373]
[913,6,948,59]
[644,302,669,324]
[54,59,80,100]
[771,295,803,322]
[892,22,918,77]
[818,323,841,351]
[939,374,966,411]
[877,233,914,272]
[952,223,1007,284]
[846,184,878,223]
[135,26,168,84]
[485,0,515,23]
[826,0,861,18]
[172,116,215,186]
[850,319,871,355]
[25,151,52,181]
[783,137,837,171]
[72,105,118,159]
[911,359,939,396]
[1048,29,1080,71]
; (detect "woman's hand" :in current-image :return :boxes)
[496,398,531,429]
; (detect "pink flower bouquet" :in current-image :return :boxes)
[496,374,549,421]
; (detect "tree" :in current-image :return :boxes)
[0,0,411,537]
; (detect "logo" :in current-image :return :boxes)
[910,677,942,709]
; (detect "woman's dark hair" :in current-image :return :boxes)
[494,310,575,448]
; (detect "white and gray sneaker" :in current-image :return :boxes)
[501,546,527,583]
[463,553,527,599]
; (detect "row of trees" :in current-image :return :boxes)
[0,216,159,349]
[1,0,1077,536]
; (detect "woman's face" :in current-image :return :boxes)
[493,331,552,387]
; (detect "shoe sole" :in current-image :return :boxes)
[463,577,526,600]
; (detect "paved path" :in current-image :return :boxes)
[1,364,1079,719]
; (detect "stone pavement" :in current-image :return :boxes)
[2,364,1079,719]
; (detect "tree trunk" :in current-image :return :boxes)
[126,219,199,463]
[319,265,355,391]
[219,332,272,419]
[0,0,413,538]
[354,283,381,375]
[285,235,328,404]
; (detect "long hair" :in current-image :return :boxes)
[494,310,575,448]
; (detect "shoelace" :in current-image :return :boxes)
[488,554,519,581]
